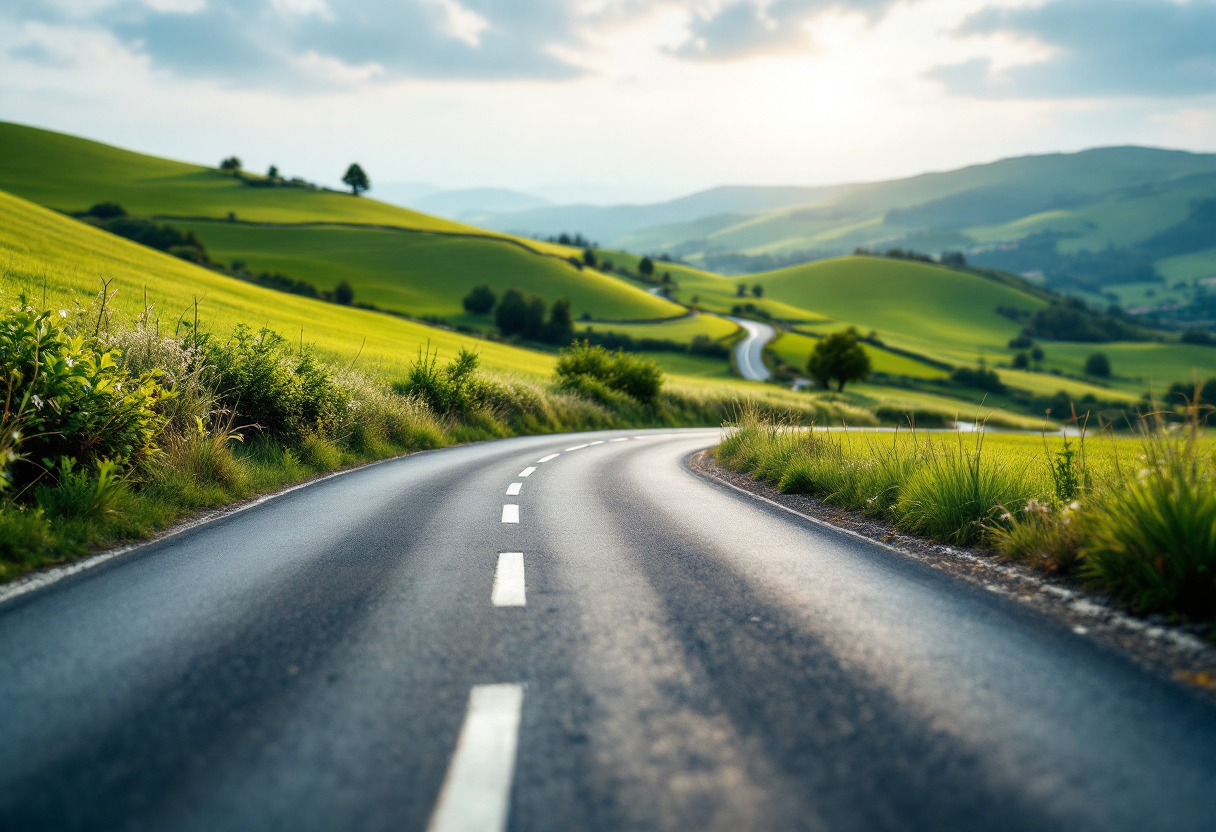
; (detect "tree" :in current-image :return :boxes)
[220,156,242,172]
[462,284,497,315]
[1030,346,1044,369]
[751,284,764,299]
[524,294,547,339]
[582,248,596,268]
[1012,352,1030,370]
[496,288,528,336]
[1085,352,1111,378]
[267,164,280,180]
[736,283,747,298]
[806,328,871,392]
[545,298,574,345]
[342,163,370,196]
[334,280,355,305]
[638,257,655,278]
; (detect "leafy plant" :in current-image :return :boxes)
[555,341,663,406]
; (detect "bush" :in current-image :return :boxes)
[203,325,348,440]
[555,342,663,406]
[1085,352,1112,378]
[950,365,1005,393]
[462,284,497,315]
[0,300,168,487]
[395,346,495,420]
[34,459,126,522]
[334,280,355,305]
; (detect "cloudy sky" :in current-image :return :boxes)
[3,0,1215,202]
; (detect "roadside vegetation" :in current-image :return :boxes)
[716,402,1216,625]
[0,295,869,583]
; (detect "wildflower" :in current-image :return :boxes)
[65,357,73,367]
[30,394,42,410]
[59,310,67,318]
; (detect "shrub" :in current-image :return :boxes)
[0,299,168,486]
[950,365,1005,393]
[203,325,348,440]
[462,284,497,315]
[334,280,355,305]
[555,342,663,406]
[396,346,493,419]
[1085,352,1112,378]
[34,459,126,522]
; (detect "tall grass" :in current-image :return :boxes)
[716,401,1216,622]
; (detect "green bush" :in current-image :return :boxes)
[555,341,663,406]
[0,299,167,487]
[395,346,496,420]
[203,325,348,440]
[34,458,126,522]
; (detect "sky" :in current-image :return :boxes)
[2,0,1215,203]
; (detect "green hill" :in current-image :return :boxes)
[0,121,686,325]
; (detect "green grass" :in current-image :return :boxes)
[577,313,740,343]
[0,188,557,379]
[177,219,683,322]
[715,406,1216,620]
[1041,342,1216,391]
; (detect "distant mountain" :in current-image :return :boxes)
[415,188,551,220]
[371,182,442,206]
[477,148,1216,307]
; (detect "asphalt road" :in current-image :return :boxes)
[726,317,775,381]
[2,429,1215,831]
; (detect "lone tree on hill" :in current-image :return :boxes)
[638,257,655,279]
[462,284,497,315]
[267,165,280,180]
[751,284,763,299]
[220,156,242,172]
[1085,352,1111,378]
[806,328,872,392]
[342,163,370,196]
[334,280,355,305]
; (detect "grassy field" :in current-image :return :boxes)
[771,331,949,380]
[0,189,557,379]
[177,220,683,322]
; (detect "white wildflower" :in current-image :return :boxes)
[30,394,42,410]
[59,310,67,318]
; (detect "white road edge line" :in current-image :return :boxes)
[491,553,526,607]
[506,482,522,496]
[518,467,537,477]
[427,683,524,832]
[537,453,559,463]
[501,504,520,524]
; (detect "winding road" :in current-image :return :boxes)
[2,430,1215,831]
[726,316,775,381]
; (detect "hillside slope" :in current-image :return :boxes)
[0,121,686,324]
[0,188,557,378]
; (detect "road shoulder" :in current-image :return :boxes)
[689,449,1216,701]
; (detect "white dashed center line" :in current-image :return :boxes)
[501,504,519,524]
[588,440,604,446]
[506,482,522,496]
[427,684,524,832]
[537,453,559,463]
[518,467,537,477]
[609,438,629,443]
[491,553,526,607]
[565,444,589,451]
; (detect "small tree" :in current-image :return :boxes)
[462,284,497,315]
[496,288,528,336]
[638,257,655,278]
[220,156,242,172]
[1085,352,1111,378]
[806,328,871,392]
[582,248,597,268]
[751,284,763,299]
[1031,345,1044,369]
[1012,352,1030,370]
[267,164,280,180]
[342,163,370,196]
[334,280,355,305]
[736,283,747,298]
[545,298,574,344]
[524,294,547,339]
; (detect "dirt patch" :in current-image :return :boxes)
[689,449,1216,701]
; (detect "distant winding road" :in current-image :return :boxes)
[2,430,1215,831]
[726,316,775,381]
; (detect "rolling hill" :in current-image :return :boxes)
[0,121,691,327]
[476,146,1216,324]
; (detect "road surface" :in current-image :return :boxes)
[2,430,1214,831]
[726,316,775,381]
